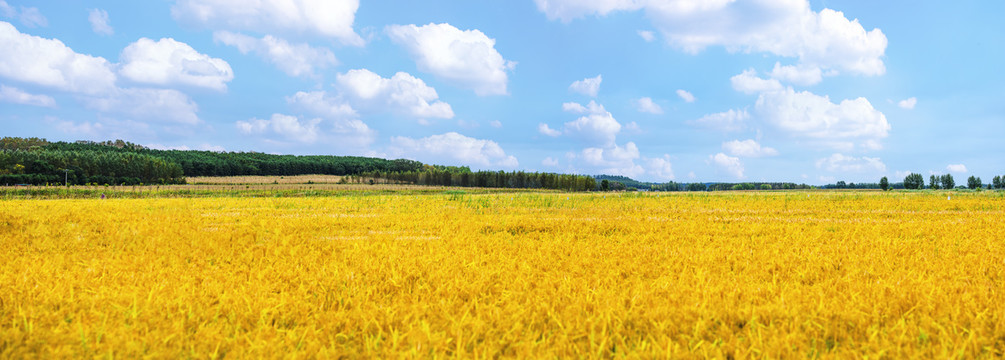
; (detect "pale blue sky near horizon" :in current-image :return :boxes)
[1,0,1002,184]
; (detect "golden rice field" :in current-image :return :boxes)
[2,190,1004,358]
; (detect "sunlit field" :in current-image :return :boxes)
[2,190,1003,358]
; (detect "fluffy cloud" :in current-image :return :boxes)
[815,153,886,173]
[119,38,234,91]
[389,132,518,169]
[690,109,749,132]
[581,142,644,177]
[722,139,779,157]
[731,69,783,94]
[286,91,356,119]
[83,88,201,125]
[755,87,889,150]
[634,97,663,114]
[237,113,321,143]
[537,0,887,76]
[334,69,454,120]
[387,23,515,96]
[0,84,55,107]
[0,1,46,27]
[171,0,363,45]
[645,155,675,180]
[769,62,822,86]
[637,30,655,42]
[542,157,559,166]
[538,123,562,137]
[569,75,602,97]
[555,101,621,145]
[0,21,116,94]
[946,164,967,173]
[88,9,113,35]
[214,31,336,77]
[676,89,695,103]
[898,97,917,110]
[709,152,744,179]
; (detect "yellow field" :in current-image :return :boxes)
[186,174,345,184]
[2,191,1004,358]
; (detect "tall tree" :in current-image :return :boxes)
[941,174,955,189]
[879,176,889,191]
[929,175,939,189]
[967,176,982,190]
[903,173,924,190]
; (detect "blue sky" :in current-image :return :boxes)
[1,0,1002,184]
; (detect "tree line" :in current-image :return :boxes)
[879,172,1005,191]
[346,169,598,191]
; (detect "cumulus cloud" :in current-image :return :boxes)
[722,139,779,157]
[731,69,783,94]
[676,89,695,103]
[82,88,201,125]
[755,87,889,150]
[119,38,234,91]
[645,155,675,180]
[558,101,621,145]
[285,91,357,119]
[569,75,602,97]
[769,62,822,86]
[171,0,363,46]
[637,30,655,42]
[389,132,518,169]
[690,109,749,132]
[237,113,321,143]
[334,69,454,120]
[387,23,515,96]
[634,97,663,114]
[88,9,113,35]
[815,153,886,173]
[946,164,967,173]
[0,84,55,107]
[898,97,917,110]
[0,21,116,94]
[214,31,336,77]
[538,123,562,137]
[1,1,46,27]
[542,157,559,166]
[709,152,744,179]
[536,0,888,76]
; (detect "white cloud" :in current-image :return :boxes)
[898,97,917,110]
[387,23,515,96]
[561,104,622,145]
[769,62,822,86]
[645,155,675,180]
[815,153,886,173]
[285,91,357,119]
[731,69,783,94]
[533,0,642,23]
[1,1,46,27]
[691,109,749,132]
[634,97,663,114]
[537,0,888,76]
[946,164,967,173]
[83,88,201,125]
[213,31,336,77]
[237,113,321,143]
[722,139,779,157]
[389,132,518,169]
[489,120,502,128]
[709,152,744,179]
[637,30,655,42]
[581,142,645,178]
[538,123,562,137]
[676,89,695,103]
[624,121,640,132]
[88,9,113,35]
[569,75,602,97]
[542,157,559,167]
[755,87,889,150]
[171,0,363,46]
[0,84,55,107]
[0,21,116,94]
[119,38,234,91]
[334,69,454,120]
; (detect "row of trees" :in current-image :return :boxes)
[347,170,598,191]
[0,149,185,185]
[882,173,1003,191]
